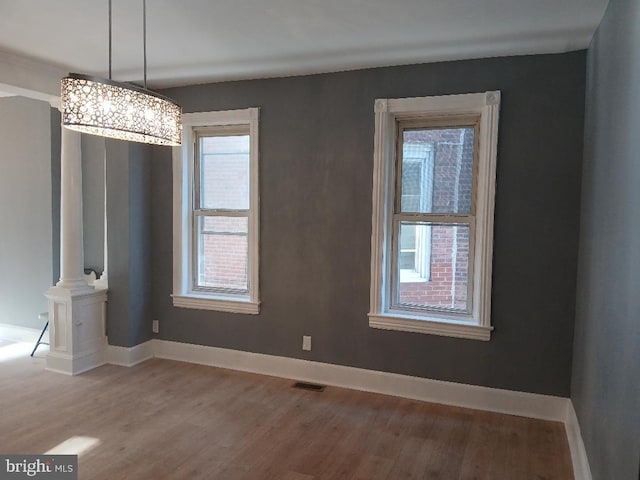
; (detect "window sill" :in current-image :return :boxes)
[368,313,492,341]
[173,294,260,315]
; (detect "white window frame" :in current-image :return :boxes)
[172,108,260,314]
[369,92,500,341]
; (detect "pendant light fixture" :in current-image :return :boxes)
[61,0,182,146]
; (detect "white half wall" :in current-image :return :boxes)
[0,96,53,329]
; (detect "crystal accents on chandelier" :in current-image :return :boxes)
[61,73,182,146]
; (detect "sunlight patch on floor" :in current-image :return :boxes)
[0,342,36,362]
[45,436,101,457]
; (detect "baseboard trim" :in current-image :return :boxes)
[152,339,567,422]
[106,341,154,367]
[565,401,593,480]
[0,323,45,344]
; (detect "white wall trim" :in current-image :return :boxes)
[0,50,65,102]
[106,340,154,367]
[151,339,566,421]
[369,313,492,341]
[0,323,45,344]
[172,295,260,314]
[565,401,593,480]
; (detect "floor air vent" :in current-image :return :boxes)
[292,381,326,392]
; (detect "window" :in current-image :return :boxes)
[173,108,260,314]
[369,92,500,340]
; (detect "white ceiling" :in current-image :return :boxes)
[0,0,608,88]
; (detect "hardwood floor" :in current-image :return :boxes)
[0,344,573,479]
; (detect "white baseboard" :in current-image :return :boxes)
[565,401,593,480]
[152,339,567,422]
[106,341,154,367]
[103,338,590,479]
[0,323,46,344]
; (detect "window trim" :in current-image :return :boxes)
[172,108,260,314]
[369,92,500,341]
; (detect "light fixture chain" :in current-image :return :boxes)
[143,0,147,89]
[108,0,112,80]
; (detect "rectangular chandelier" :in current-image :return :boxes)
[61,73,182,146]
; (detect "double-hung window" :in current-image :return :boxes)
[369,92,500,340]
[173,108,260,314]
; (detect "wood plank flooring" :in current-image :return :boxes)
[0,344,573,479]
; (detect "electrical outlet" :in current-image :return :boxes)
[152,320,159,334]
[302,335,311,351]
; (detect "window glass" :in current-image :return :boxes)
[396,222,471,313]
[400,127,474,215]
[196,216,248,291]
[199,135,250,210]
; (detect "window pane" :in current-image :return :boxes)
[196,216,248,291]
[396,222,470,312]
[400,127,474,214]
[200,135,250,210]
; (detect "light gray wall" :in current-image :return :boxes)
[0,96,52,329]
[147,51,586,397]
[106,140,152,347]
[50,109,60,284]
[571,0,640,478]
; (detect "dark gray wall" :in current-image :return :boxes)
[128,142,153,345]
[106,140,153,347]
[81,135,105,275]
[571,0,640,478]
[149,52,586,396]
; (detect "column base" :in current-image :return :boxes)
[54,279,95,295]
[46,349,107,376]
[45,286,108,375]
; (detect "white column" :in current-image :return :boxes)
[56,127,92,292]
[46,125,107,375]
